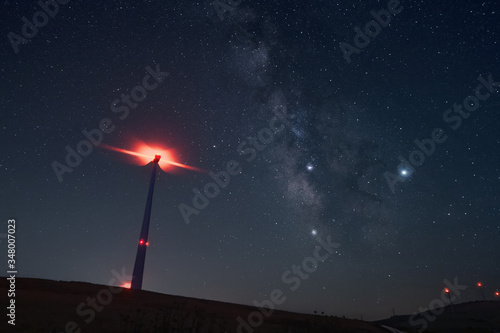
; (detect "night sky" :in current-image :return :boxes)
[1,0,500,321]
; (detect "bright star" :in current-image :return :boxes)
[399,167,413,178]
[311,229,317,236]
[306,163,314,171]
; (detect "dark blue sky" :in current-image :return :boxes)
[1,0,499,320]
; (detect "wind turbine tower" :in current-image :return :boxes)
[131,154,161,290]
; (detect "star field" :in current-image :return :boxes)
[1,0,499,320]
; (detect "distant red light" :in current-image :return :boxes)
[146,242,149,246]
[120,282,131,289]
[139,239,144,245]
[444,288,450,293]
[495,291,499,297]
[477,282,482,287]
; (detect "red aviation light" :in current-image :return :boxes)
[101,143,205,173]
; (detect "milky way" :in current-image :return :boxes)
[1,0,499,321]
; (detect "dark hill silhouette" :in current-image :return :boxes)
[376,300,500,333]
[1,277,388,333]
[3,277,499,332]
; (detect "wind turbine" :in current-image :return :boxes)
[101,142,203,290]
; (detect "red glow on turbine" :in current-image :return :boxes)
[101,142,205,173]
[444,288,450,293]
[139,239,144,245]
[120,282,131,289]
[477,282,482,287]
